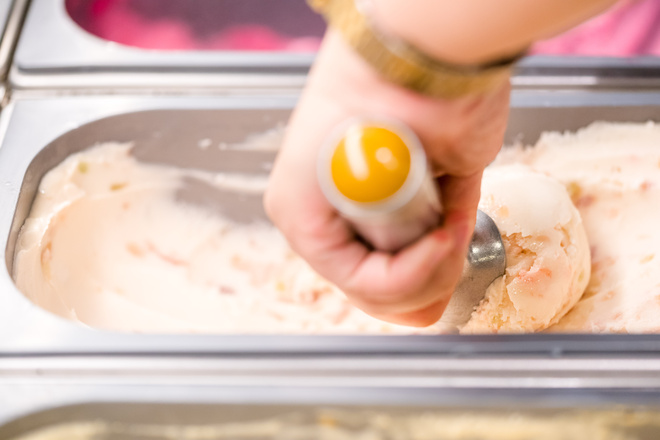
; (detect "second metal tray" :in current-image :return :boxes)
[2,378,660,439]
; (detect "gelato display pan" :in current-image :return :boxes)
[11,0,660,92]
[64,0,325,53]
[0,0,28,103]
[0,0,25,80]
[2,91,660,355]
[11,0,322,92]
[2,377,660,440]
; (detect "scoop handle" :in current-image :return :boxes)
[347,174,442,252]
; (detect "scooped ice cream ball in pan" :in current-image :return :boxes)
[461,164,591,333]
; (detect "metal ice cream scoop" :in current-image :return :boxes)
[318,117,506,330]
[438,210,506,331]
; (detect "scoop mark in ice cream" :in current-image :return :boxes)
[13,122,660,334]
[11,146,591,335]
[12,144,437,334]
[462,165,591,334]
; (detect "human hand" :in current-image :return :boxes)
[265,30,510,326]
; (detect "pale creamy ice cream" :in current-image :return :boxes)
[14,142,589,334]
[12,143,425,334]
[462,165,591,333]
[13,121,660,333]
[495,122,660,333]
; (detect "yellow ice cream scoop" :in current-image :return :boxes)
[318,117,506,331]
[330,125,411,203]
[318,117,441,251]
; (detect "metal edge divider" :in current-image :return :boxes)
[0,0,28,109]
[6,0,660,94]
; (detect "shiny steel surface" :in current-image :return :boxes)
[3,353,660,434]
[0,0,10,35]
[11,0,313,92]
[0,0,26,85]
[2,355,660,439]
[4,354,660,427]
[10,0,660,92]
[0,0,27,78]
[440,210,506,330]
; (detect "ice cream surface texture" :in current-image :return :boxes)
[12,143,424,333]
[13,121,660,333]
[496,122,660,333]
[462,165,591,333]
[13,142,589,334]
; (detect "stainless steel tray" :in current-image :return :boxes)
[2,381,660,439]
[11,0,317,92]
[11,0,660,92]
[0,0,25,82]
[0,0,27,104]
[2,91,660,358]
[514,56,660,89]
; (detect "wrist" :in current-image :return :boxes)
[309,0,519,99]
[313,30,506,115]
[370,0,617,65]
[370,0,527,65]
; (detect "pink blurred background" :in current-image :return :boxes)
[65,0,325,52]
[66,0,660,56]
[532,0,660,57]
